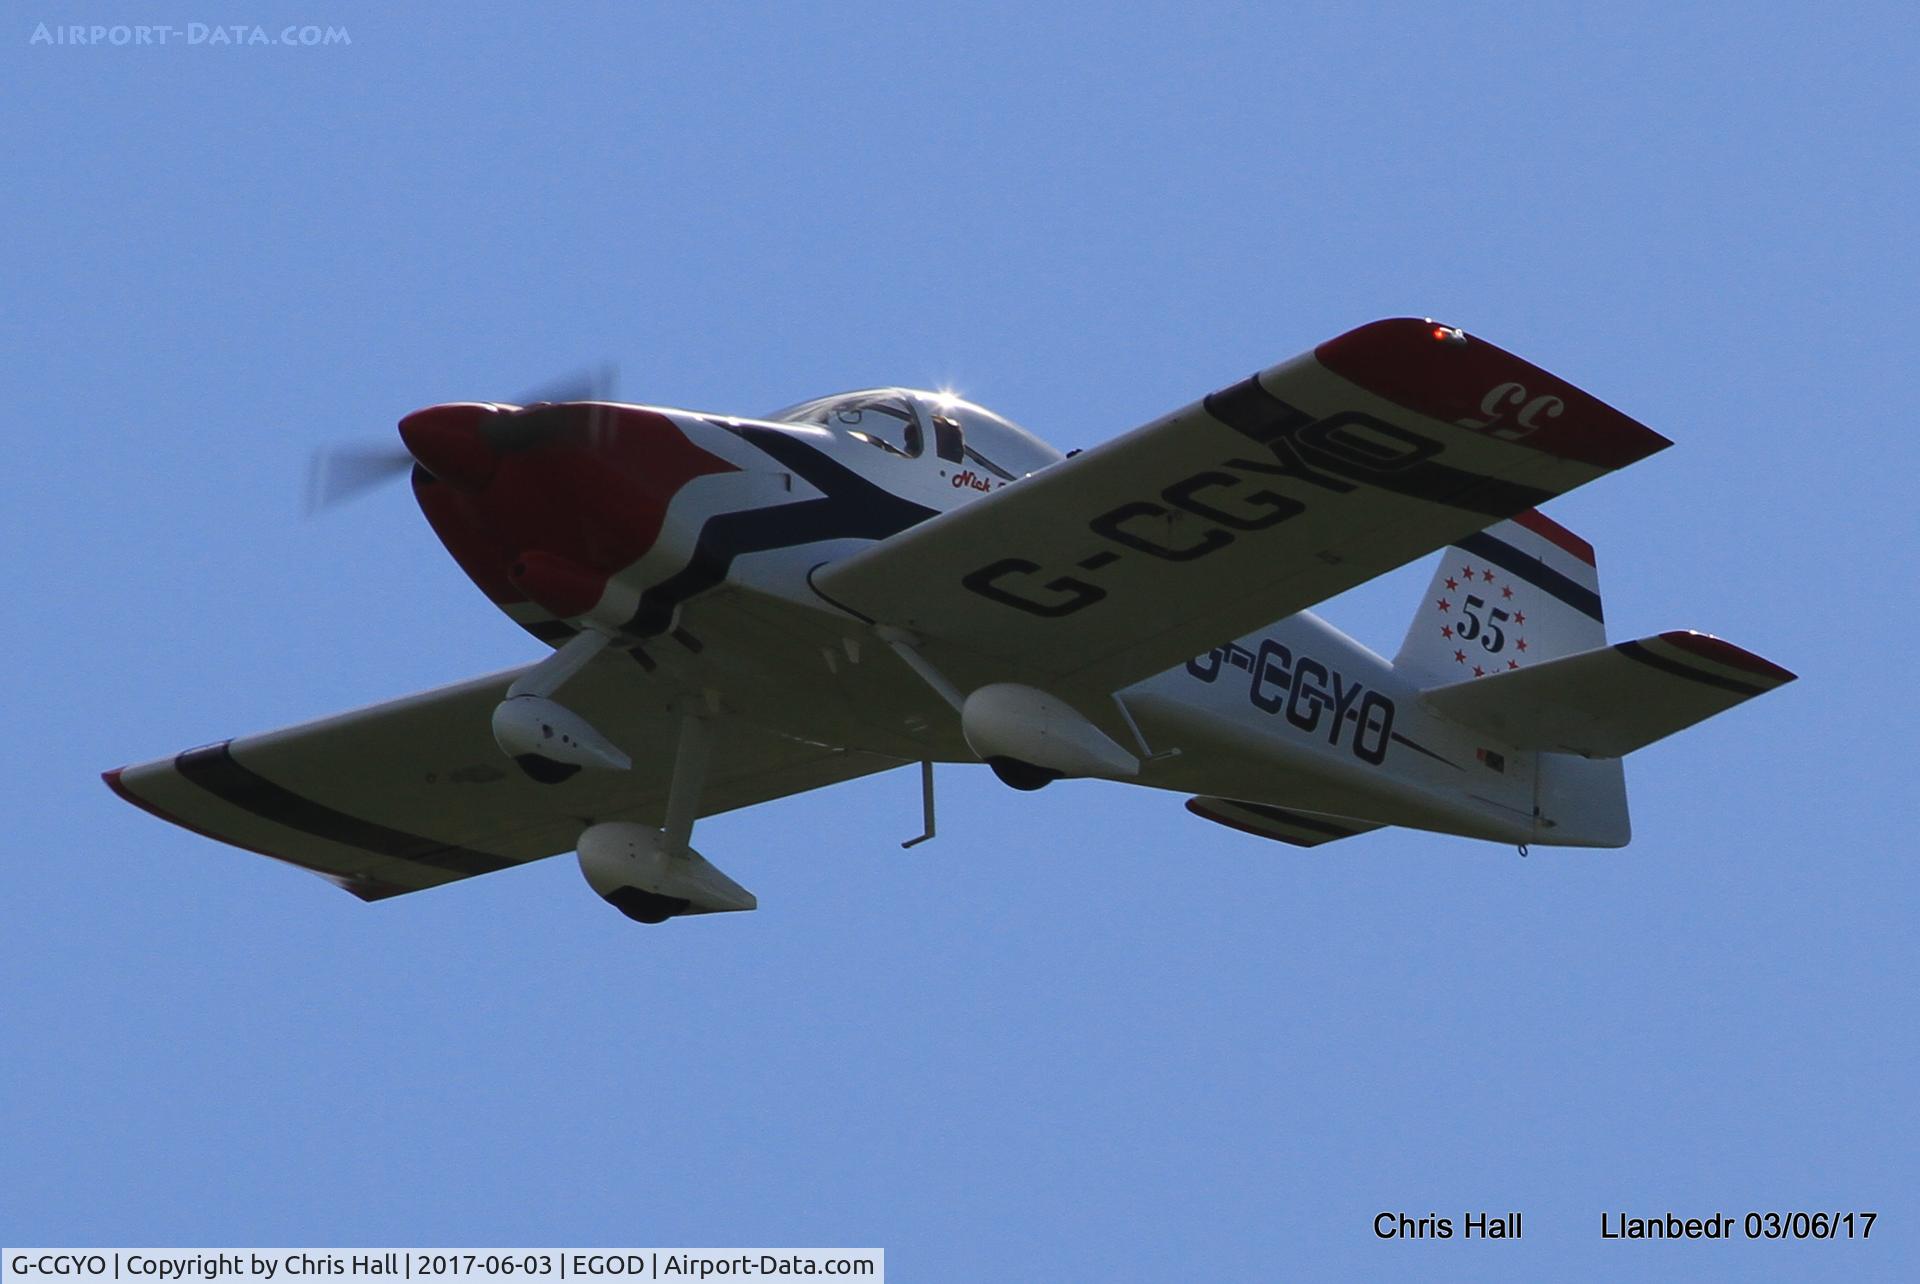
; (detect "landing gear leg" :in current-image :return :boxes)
[663,711,712,855]
[493,629,631,781]
[508,627,613,699]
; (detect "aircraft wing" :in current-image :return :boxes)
[105,660,903,901]
[812,318,1671,699]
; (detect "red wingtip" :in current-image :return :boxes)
[1315,318,1673,470]
[103,765,184,827]
[103,764,203,831]
[1657,631,1797,684]
[103,758,315,864]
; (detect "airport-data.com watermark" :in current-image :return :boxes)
[29,22,350,47]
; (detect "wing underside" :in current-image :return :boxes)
[813,319,1672,702]
[106,661,902,900]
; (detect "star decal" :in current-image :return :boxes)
[1516,638,1528,652]
[1507,660,1519,670]
[1472,664,1485,677]
[1461,565,1475,579]
[1513,611,1525,625]
[1444,576,1458,590]
[1441,624,1454,639]
[1454,649,1467,664]
[1436,598,1451,613]
[1501,585,1513,599]
[1482,569,1494,582]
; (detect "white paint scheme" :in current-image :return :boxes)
[491,695,633,773]
[106,322,1795,922]
[960,683,1142,781]
[576,822,757,916]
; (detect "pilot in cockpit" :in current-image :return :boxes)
[767,388,1061,482]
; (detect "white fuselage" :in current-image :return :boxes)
[573,402,1542,845]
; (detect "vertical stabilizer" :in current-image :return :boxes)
[1395,509,1604,687]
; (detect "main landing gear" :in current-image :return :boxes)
[489,628,756,923]
[575,709,757,923]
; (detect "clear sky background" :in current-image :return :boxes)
[3,3,1913,1279]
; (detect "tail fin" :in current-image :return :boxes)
[1395,509,1604,685]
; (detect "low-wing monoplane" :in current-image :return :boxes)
[107,319,1794,923]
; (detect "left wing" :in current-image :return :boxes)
[812,319,1670,699]
[106,660,902,901]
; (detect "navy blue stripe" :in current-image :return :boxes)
[1205,376,1556,518]
[1457,531,1604,622]
[175,742,517,879]
[622,424,937,637]
[1614,641,1766,696]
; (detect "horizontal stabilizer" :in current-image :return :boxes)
[1422,630,1795,757]
[1185,796,1385,847]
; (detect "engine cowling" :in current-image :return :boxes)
[576,822,757,923]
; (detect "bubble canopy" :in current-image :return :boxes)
[765,388,1063,480]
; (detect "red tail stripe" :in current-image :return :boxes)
[1510,509,1596,566]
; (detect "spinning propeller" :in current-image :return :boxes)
[305,363,619,515]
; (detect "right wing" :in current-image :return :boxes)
[1421,630,1797,757]
[813,318,1671,700]
[106,659,902,901]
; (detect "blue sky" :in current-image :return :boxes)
[3,2,1913,1278]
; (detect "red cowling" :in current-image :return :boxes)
[397,403,503,491]
[509,550,607,619]
[409,404,739,616]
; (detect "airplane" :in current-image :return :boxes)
[104,318,1795,924]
